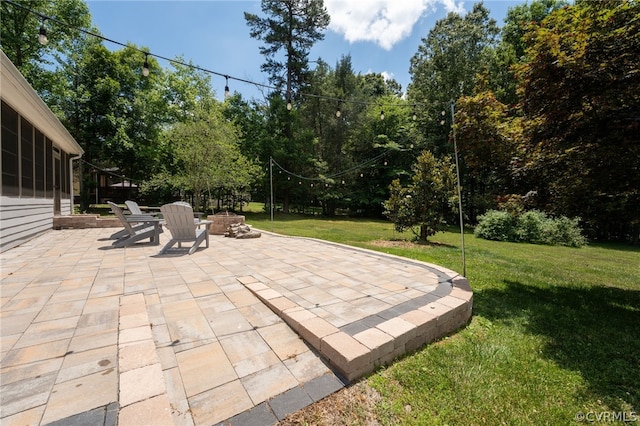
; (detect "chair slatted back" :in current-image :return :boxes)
[125,200,143,215]
[108,201,135,235]
[160,203,197,241]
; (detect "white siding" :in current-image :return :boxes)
[1,51,83,254]
[0,196,72,252]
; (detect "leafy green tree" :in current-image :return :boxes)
[163,58,217,124]
[408,2,500,156]
[48,38,166,209]
[454,89,523,219]
[383,151,457,241]
[244,0,330,212]
[0,0,91,88]
[344,97,416,216]
[157,105,261,211]
[502,0,568,62]
[516,0,640,240]
[489,0,567,104]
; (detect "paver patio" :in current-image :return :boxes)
[0,226,471,425]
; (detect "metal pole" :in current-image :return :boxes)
[269,157,274,222]
[451,100,466,277]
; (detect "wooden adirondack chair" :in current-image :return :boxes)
[125,200,144,215]
[159,203,212,255]
[108,201,162,247]
[108,200,155,240]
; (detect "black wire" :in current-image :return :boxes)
[2,0,444,110]
[271,150,391,182]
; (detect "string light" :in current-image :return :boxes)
[224,75,230,99]
[336,106,341,118]
[6,0,449,119]
[38,17,48,45]
[142,52,150,77]
[286,91,292,111]
[413,104,417,121]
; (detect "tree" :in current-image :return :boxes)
[408,2,500,155]
[502,0,568,62]
[516,0,640,240]
[0,0,91,93]
[454,89,523,219]
[244,0,330,95]
[488,0,568,104]
[244,0,330,213]
[157,105,261,211]
[383,151,457,241]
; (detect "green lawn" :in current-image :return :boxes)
[246,211,639,425]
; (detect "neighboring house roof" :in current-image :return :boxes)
[0,49,84,156]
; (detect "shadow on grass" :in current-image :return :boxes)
[474,281,640,412]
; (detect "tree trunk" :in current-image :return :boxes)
[419,224,430,242]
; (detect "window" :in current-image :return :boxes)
[61,151,69,197]
[46,137,53,198]
[35,129,45,197]
[21,118,34,196]
[1,101,19,195]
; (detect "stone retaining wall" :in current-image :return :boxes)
[53,214,120,230]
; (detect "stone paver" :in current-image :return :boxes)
[0,227,472,425]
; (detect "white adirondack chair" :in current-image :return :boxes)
[159,203,211,255]
[125,200,144,215]
[108,201,162,247]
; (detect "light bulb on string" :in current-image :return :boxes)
[224,76,230,99]
[38,18,48,45]
[336,108,341,118]
[412,105,417,121]
[380,110,385,120]
[286,91,292,111]
[142,53,150,77]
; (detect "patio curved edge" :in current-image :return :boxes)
[244,230,473,382]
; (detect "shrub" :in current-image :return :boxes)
[474,210,517,241]
[516,210,547,244]
[542,216,587,247]
[475,210,586,247]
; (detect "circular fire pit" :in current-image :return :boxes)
[208,212,245,235]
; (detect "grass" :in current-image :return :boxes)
[243,211,640,425]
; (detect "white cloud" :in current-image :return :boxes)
[365,69,394,80]
[380,71,394,81]
[325,0,466,50]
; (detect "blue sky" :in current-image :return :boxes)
[85,0,523,101]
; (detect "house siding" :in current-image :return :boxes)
[1,51,83,253]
